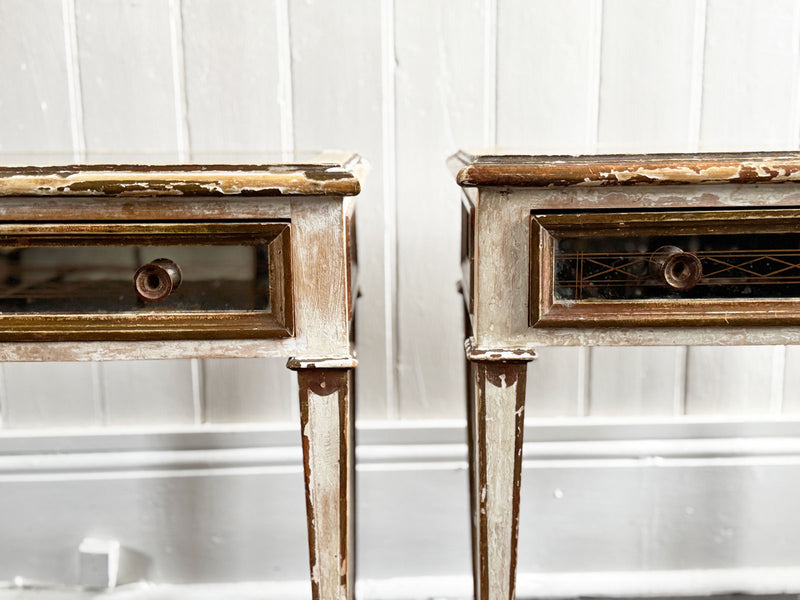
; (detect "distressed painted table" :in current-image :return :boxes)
[450,150,800,600]
[0,151,364,600]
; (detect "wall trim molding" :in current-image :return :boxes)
[3,418,800,595]
[3,417,800,479]
[5,566,800,600]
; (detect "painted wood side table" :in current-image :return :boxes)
[450,150,800,600]
[0,151,364,600]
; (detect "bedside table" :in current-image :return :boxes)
[450,150,800,600]
[0,151,364,600]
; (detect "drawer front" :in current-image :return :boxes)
[0,221,292,341]
[530,208,800,327]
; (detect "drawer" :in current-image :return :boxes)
[530,208,800,328]
[0,221,292,341]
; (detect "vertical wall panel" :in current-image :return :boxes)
[289,0,388,420]
[590,0,699,417]
[589,347,681,417]
[0,0,99,427]
[4,0,800,430]
[597,0,697,153]
[687,0,800,416]
[0,0,73,155]
[526,348,583,418]
[497,0,598,418]
[701,0,800,151]
[75,0,179,157]
[685,347,778,415]
[782,346,800,414]
[181,0,293,423]
[73,0,196,425]
[203,358,294,423]
[394,0,483,419]
[497,0,599,150]
[102,361,196,426]
[3,362,100,427]
[181,0,282,153]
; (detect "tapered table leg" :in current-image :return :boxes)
[289,359,356,600]
[465,340,535,600]
[464,305,480,600]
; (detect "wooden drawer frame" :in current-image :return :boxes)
[0,220,293,341]
[530,207,800,328]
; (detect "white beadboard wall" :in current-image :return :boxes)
[2,0,800,424]
[4,1,800,597]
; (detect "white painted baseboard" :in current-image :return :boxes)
[2,418,800,598]
[5,567,800,600]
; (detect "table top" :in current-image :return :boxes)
[0,150,365,197]
[450,149,800,188]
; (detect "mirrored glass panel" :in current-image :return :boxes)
[0,244,270,314]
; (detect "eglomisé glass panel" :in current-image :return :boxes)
[555,232,800,301]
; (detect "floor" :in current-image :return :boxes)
[2,586,800,600]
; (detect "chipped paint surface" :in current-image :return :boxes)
[0,154,362,600]
[483,372,516,600]
[304,388,345,600]
[0,153,365,197]
[290,198,352,357]
[494,326,800,348]
[465,337,537,362]
[454,151,800,188]
[469,360,527,600]
[287,356,358,370]
[0,338,300,361]
[525,186,800,212]
[298,368,353,600]
[457,150,800,599]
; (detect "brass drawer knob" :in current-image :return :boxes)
[134,258,182,302]
[651,246,702,291]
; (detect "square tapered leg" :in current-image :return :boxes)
[293,365,355,600]
[466,342,535,600]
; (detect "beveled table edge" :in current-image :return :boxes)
[0,151,366,198]
[450,149,800,188]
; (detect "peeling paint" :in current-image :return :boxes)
[287,356,358,370]
[465,337,537,363]
[305,388,342,599]
[454,151,800,188]
[0,156,365,197]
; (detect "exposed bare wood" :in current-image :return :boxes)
[290,198,352,358]
[296,368,354,600]
[473,188,533,349]
[0,339,299,362]
[465,337,536,362]
[0,196,292,221]
[468,358,529,600]
[287,356,358,370]
[455,150,800,598]
[0,155,364,197]
[508,185,800,212]
[0,156,363,598]
[472,326,800,350]
[455,150,800,188]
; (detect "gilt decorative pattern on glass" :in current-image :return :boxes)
[555,233,800,301]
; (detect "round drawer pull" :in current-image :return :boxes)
[134,258,182,302]
[651,246,702,291]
